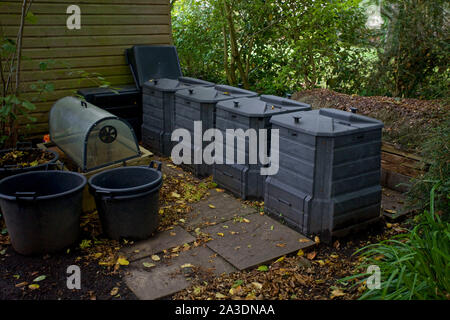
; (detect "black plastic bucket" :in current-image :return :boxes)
[0,170,87,255]
[88,161,163,240]
[0,146,59,180]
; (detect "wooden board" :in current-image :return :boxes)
[2,0,172,137]
[380,142,427,192]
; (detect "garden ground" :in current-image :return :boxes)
[0,156,411,300]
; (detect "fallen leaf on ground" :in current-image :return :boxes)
[33,275,46,282]
[143,262,155,268]
[252,282,263,290]
[15,282,28,288]
[110,287,119,296]
[217,233,224,237]
[117,257,129,266]
[307,251,317,260]
[28,284,39,290]
[181,263,194,269]
[330,288,346,299]
[151,255,161,261]
[208,204,216,209]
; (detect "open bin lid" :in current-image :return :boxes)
[216,95,311,117]
[126,45,183,88]
[49,97,141,172]
[77,85,140,101]
[270,108,384,137]
[143,77,214,93]
[175,84,257,103]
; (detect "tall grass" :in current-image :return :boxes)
[341,186,450,300]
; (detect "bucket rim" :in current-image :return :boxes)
[0,170,87,201]
[0,148,59,172]
[88,165,162,195]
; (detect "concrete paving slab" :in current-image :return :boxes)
[125,246,236,300]
[202,213,315,270]
[185,189,256,230]
[120,226,196,262]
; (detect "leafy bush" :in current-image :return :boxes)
[407,116,450,217]
[172,0,449,99]
[342,186,450,300]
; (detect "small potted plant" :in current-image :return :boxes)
[0,0,58,179]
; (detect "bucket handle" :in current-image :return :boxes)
[95,189,113,201]
[44,162,64,171]
[149,160,162,171]
[14,191,37,201]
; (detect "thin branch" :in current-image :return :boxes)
[15,0,33,94]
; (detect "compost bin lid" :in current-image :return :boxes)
[128,45,182,87]
[175,84,257,103]
[143,77,214,92]
[216,95,311,117]
[270,108,384,137]
[77,85,139,100]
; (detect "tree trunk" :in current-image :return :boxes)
[223,0,249,89]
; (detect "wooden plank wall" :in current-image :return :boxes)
[0,0,172,138]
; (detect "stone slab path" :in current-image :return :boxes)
[123,158,315,300]
[125,246,236,300]
[202,213,313,270]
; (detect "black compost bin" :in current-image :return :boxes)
[88,161,163,240]
[0,171,87,255]
[265,108,384,242]
[174,84,257,177]
[213,95,311,199]
[142,77,215,156]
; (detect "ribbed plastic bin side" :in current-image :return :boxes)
[141,77,214,155]
[173,85,257,177]
[213,95,311,199]
[264,108,384,242]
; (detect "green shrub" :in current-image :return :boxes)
[407,116,450,217]
[342,187,450,300]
